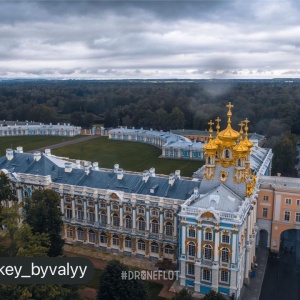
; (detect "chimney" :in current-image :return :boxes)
[114,164,119,173]
[16,146,23,153]
[6,149,13,161]
[194,187,199,197]
[85,165,90,175]
[149,167,156,177]
[64,162,72,173]
[76,160,81,168]
[142,170,150,183]
[44,149,51,156]
[92,162,99,170]
[175,170,181,179]
[169,173,175,186]
[33,151,41,161]
[117,169,124,180]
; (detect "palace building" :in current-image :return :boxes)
[0,103,273,298]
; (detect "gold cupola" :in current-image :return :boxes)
[233,121,248,154]
[203,120,217,153]
[239,118,253,149]
[217,102,240,147]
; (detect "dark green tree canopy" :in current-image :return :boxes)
[202,290,227,300]
[24,189,64,257]
[97,260,147,300]
[171,288,194,300]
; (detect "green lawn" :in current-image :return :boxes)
[86,269,165,300]
[0,135,83,156]
[53,137,203,177]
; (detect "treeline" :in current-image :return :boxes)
[0,80,300,135]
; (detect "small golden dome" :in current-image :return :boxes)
[240,137,253,149]
[233,141,248,153]
[203,139,218,151]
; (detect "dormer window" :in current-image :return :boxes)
[225,149,230,159]
[237,159,241,167]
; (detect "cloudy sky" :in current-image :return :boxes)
[1,0,300,79]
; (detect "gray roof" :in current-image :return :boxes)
[0,152,201,201]
[190,184,243,213]
[199,165,246,199]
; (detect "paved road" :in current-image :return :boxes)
[260,251,300,300]
[28,135,100,153]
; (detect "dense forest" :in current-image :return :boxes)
[0,79,299,176]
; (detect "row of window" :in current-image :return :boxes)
[188,229,230,244]
[186,265,229,283]
[65,202,173,218]
[263,196,300,206]
[67,228,174,254]
[262,208,300,222]
[187,243,230,262]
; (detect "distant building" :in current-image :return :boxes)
[0,121,81,137]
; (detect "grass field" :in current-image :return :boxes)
[53,137,203,177]
[0,135,82,156]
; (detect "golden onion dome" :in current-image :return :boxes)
[203,139,217,151]
[240,137,253,149]
[233,140,248,153]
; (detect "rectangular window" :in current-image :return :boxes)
[125,239,132,248]
[263,195,269,201]
[220,270,229,283]
[296,213,300,223]
[188,229,196,238]
[262,208,268,218]
[202,269,211,282]
[284,211,290,221]
[222,235,230,244]
[112,204,119,210]
[125,205,131,212]
[205,231,213,241]
[187,264,195,276]
[100,235,107,244]
[285,198,292,205]
[297,200,300,206]
[100,202,106,208]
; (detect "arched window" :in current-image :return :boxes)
[221,248,229,262]
[112,213,119,227]
[88,230,95,243]
[66,206,72,220]
[77,208,84,221]
[165,222,173,237]
[225,149,230,159]
[151,209,159,217]
[188,242,195,257]
[77,228,84,241]
[207,157,211,164]
[112,235,119,246]
[164,210,173,218]
[137,218,145,231]
[100,211,107,224]
[204,245,212,260]
[151,220,159,234]
[88,209,95,223]
[151,242,159,253]
[137,239,145,251]
[237,159,241,167]
[125,215,132,229]
[164,245,174,254]
[100,232,107,244]
[125,237,132,248]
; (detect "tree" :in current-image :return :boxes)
[24,189,64,257]
[97,260,147,300]
[172,288,193,300]
[202,290,227,300]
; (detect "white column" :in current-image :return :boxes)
[83,200,87,221]
[60,198,64,215]
[180,259,186,286]
[146,207,150,231]
[182,223,186,255]
[120,204,124,227]
[95,202,99,223]
[232,231,237,263]
[159,210,163,234]
[107,203,111,225]
[214,230,219,262]
[197,226,202,258]
[72,199,75,220]
[132,206,136,229]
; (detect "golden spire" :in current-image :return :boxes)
[208,120,214,140]
[240,118,253,149]
[215,117,221,134]
[226,102,234,125]
[244,118,249,138]
[239,121,244,139]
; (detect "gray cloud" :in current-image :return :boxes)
[0,1,300,79]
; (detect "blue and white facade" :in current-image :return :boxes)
[0,122,81,136]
